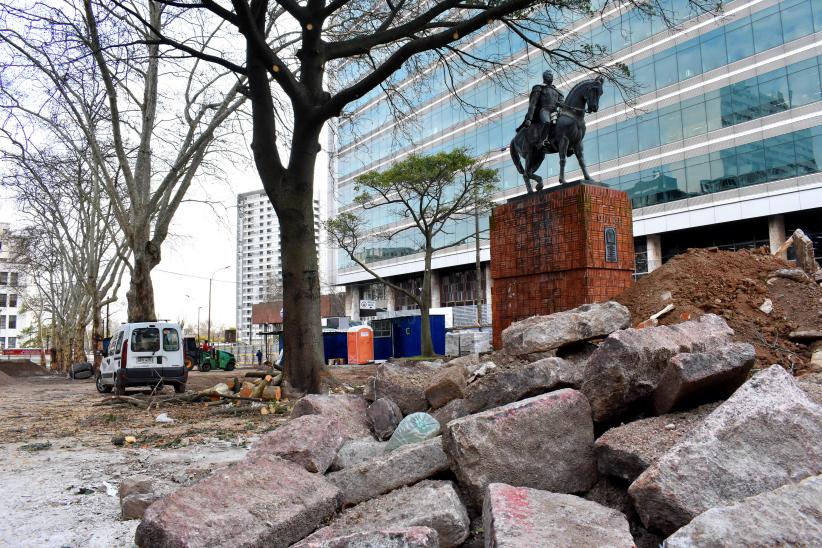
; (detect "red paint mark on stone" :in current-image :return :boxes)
[498,485,533,528]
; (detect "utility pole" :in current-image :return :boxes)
[474,186,483,327]
[197,306,202,342]
[207,265,230,343]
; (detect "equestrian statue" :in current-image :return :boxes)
[510,70,605,193]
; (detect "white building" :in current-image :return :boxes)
[0,222,29,349]
[235,191,332,344]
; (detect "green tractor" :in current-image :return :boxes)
[183,337,236,372]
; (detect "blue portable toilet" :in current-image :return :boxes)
[278,330,349,363]
[371,319,394,361]
[323,330,349,363]
[391,315,446,357]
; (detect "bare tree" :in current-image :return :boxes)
[111,0,717,392]
[327,149,497,356]
[1,138,127,371]
[0,0,248,323]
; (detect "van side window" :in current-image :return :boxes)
[163,328,180,351]
[113,332,124,355]
[131,328,160,352]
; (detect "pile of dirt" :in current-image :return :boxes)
[615,247,822,373]
[0,370,17,386]
[0,360,50,378]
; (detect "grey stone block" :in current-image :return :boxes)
[581,314,734,422]
[664,474,822,547]
[134,456,341,548]
[424,366,467,409]
[432,357,581,426]
[652,342,755,414]
[483,483,634,548]
[366,398,403,441]
[292,527,439,548]
[629,365,822,536]
[291,394,371,440]
[330,437,386,471]
[443,389,597,509]
[501,301,630,356]
[301,480,469,548]
[328,437,449,506]
[595,402,719,482]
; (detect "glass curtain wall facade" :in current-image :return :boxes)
[335,0,822,314]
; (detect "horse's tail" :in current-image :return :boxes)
[510,133,524,175]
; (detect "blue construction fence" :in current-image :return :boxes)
[280,315,446,362]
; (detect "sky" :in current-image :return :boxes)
[0,157,263,332]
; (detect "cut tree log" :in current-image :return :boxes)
[251,376,272,399]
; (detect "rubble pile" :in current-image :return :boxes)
[615,247,822,372]
[131,261,822,546]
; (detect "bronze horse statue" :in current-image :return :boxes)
[510,76,604,192]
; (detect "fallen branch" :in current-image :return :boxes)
[208,405,266,416]
[216,393,268,403]
[94,395,149,408]
[244,370,270,378]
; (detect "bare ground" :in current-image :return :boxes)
[0,365,374,547]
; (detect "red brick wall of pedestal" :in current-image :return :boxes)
[490,183,635,348]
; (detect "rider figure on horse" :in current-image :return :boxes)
[517,70,564,149]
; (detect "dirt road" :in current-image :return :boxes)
[0,365,375,547]
[0,371,284,547]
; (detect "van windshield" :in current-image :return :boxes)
[131,328,160,352]
[163,328,180,351]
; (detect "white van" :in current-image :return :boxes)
[96,322,188,394]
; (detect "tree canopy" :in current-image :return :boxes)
[328,149,498,355]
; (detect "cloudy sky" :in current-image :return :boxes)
[1,159,262,332]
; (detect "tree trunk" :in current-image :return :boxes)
[420,247,435,357]
[244,35,324,394]
[278,169,324,394]
[127,240,160,322]
[92,303,103,371]
[73,324,86,364]
[54,329,68,372]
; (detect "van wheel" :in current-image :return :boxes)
[225,360,235,372]
[96,373,112,394]
[174,383,186,394]
[199,362,211,373]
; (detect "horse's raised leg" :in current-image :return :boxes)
[576,142,594,181]
[524,149,544,193]
[558,136,569,185]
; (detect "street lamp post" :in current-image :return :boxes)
[207,265,230,343]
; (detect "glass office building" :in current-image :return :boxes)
[334,0,822,324]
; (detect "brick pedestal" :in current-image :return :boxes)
[490,182,634,348]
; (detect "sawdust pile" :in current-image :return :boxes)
[615,247,822,373]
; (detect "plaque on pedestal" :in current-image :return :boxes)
[490,182,635,348]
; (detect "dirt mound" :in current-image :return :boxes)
[0,359,50,378]
[615,247,822,373]
[0,370,17,386]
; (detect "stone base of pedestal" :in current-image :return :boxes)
[490,182,635,348]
